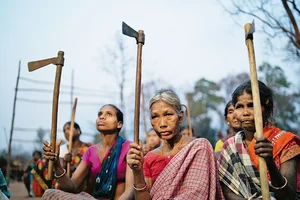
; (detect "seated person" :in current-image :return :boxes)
[143,128,161,155]
[218,80,300,199]
[127,89,224,200]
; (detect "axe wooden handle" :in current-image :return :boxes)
[67,98,78,177]
[48,51,64,180]
[245,23,270,200]
[134,39,144,144]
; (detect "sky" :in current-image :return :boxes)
[0,1,298,154]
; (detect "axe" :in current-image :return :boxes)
[245,21,270,200]
[67,97,78,177]
[122,22,145,145]
[28,51,65,180]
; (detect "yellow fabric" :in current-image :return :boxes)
[214,139,224,152]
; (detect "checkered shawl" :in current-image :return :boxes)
[42,189,96,200]
[218,131,261,198]
[150,138,224,200]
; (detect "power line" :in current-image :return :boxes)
[17,88,116,98]
[19,77,118,93]
[17,98,105,106]
[13,127,96,137]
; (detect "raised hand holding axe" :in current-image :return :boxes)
[245,21,270,200]
[122,22,145,145]
[28,51,65,180]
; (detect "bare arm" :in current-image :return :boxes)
[221,183,246,200]
[43,140,89,193]
[118,164,134,200]
[127,142,151,200]
[268,157,298,200]
[255,136,299,200]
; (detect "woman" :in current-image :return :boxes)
[215,100,242,152]
[143,128,161,155]
[218,80,300,199]
[59,122,90,175]
[56,121,91,192]
[42,104,134,200]
[127,89,223,200]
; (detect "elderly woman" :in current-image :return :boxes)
[127,89,224,200]
[42,104,134,200]
[218,80,300,200]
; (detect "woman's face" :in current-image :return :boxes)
[146,129,161,148]
[96,105,122,133]
[234,91,256,132]
[63,124,80,141]
[226,104,240,130]
[150,100,183,140]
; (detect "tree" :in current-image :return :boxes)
[35,128,46,150]
[219,72,250,101]
[100,33,133,114]
[258,62,300,134]
[188,78,225,145]
[100,33,133,138]
[218,0,300,61]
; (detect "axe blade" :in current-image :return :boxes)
[245,20,255,40]
[28,57,56,72]
[122,21,138,40]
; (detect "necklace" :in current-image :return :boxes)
[160,135,184,156]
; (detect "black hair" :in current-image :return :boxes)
[224,100,233,119]
[100,104,123,132]
[232,80,273,122]
[63,121,81,134]
[32,150,42,157]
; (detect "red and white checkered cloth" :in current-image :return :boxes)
[150,138,224,200]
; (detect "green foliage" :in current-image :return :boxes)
[188,78,224,145]
[258,62,300,135]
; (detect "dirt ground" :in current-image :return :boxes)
[8,181,41,200]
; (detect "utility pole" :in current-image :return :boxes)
[70,69,74,113]
[7,60,21,185]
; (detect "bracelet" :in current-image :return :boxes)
[133,183,148,192]
[269,176,288,190]
[54,169,66,179]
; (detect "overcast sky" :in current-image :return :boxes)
[0,1,298,154]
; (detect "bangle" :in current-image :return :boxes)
[269,176,288,190]
[133,183,148,192]
[54,169,66,179]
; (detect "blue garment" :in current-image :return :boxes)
[94,136,125,199]
[0,169,10,199]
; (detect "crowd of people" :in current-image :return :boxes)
[1,79,299,200]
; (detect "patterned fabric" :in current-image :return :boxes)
[42,189,96,200]
[0,169,10,199]
[71,143,90,168]
[94,136,125,199]
[218,131,261,198]
[150,138,224,200]
[247,126,300,192]
[218,126,300,198]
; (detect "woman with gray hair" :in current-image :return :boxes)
[127,89,224,200]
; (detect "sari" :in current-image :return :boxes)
[42,136,129,200]
[147,138,224,200]
[218,126,300,198]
